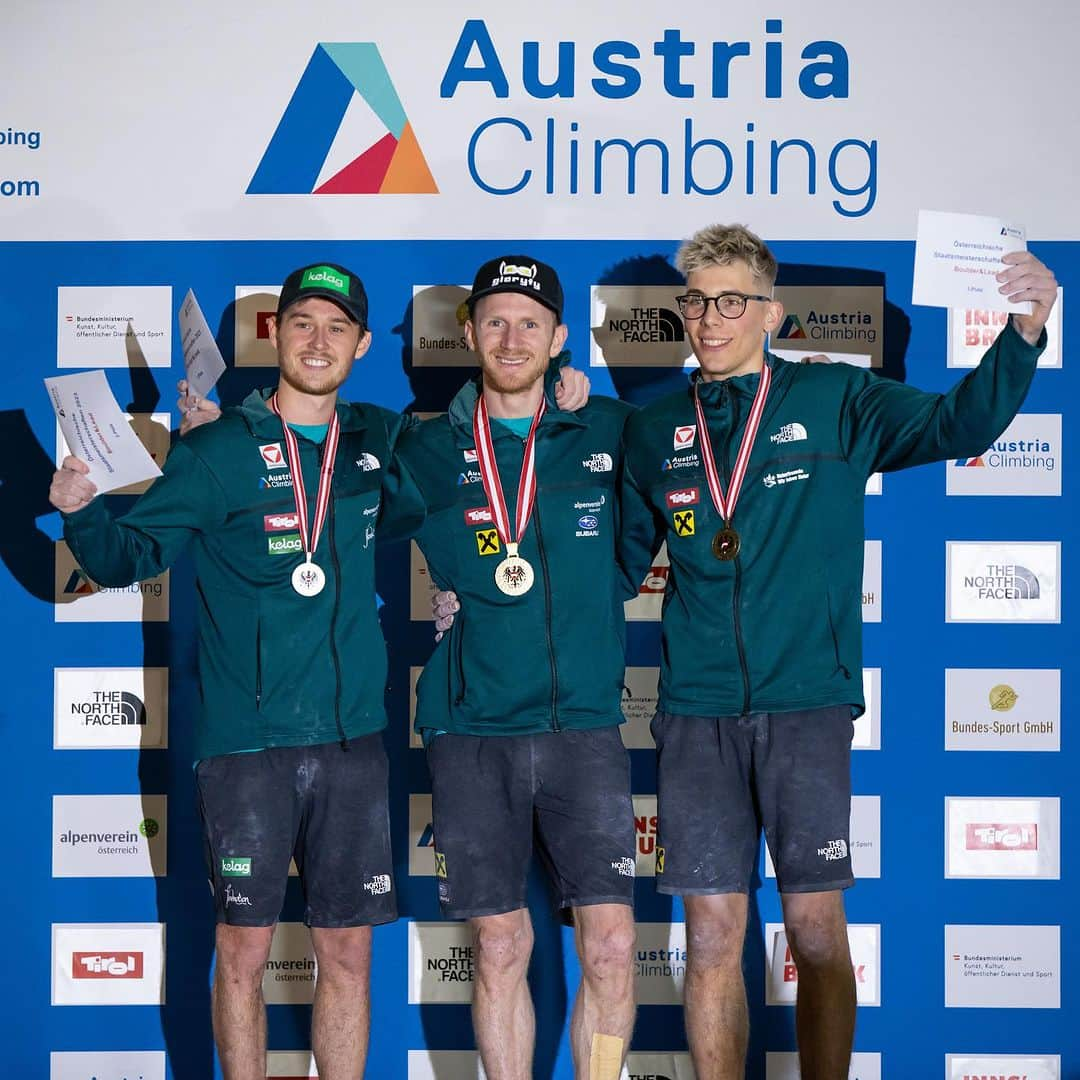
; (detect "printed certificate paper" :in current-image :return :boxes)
[178,289,226,398]
[45,370,163,493]
[912,210,1032,314]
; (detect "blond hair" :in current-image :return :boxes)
[675,224,778,288]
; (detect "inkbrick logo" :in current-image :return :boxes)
[249,43,438,195]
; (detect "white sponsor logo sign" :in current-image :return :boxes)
[852,667,881,750]
[409,921,474,1004]
[766,923,880,1005]
[53,794,167,878]
[633,795,658,877]
[767,1051,881,1080]
[945,668,1060,751]
[946,542,1060,623]
[411,284,475,366]
[56,411,171,496]
[265,1050,320,1077]
[945,924,1060,1008]
[945,1053,1060,1080]
[861,540,881,622]
[410,793,436,876]
[410,541,437,621]
[621,666,658,748]
[407,1051,488,1079]
[948,288,1063,368]
[50,1051,167,1080]
[947,414,1061,496]
[635,922,687,1005]
[52,923,165,1005]
[625,1052,696,1079]
[590,285,694,369]
[766,795,879,879]
[55,541,169,623]
[263,923,317,1005]
[234,285,282,367]
[54,667,168,750]
[57,286,172,368]
[945,797,1060,879]
[626,543,668,622]
[865,472,882,495]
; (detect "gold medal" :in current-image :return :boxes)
[494,542,535,595]
[712,527,741,561]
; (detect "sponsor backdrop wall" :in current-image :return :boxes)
[2,2,1074,1077]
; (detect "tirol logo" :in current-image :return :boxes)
[301,265,348,296]
[264,512,300,533]
[221,857,252,877]
[464,506,493,525]
[73,952,144,979]
[260,443,287,469]
[248,43,438,195]
[665,487,699,507]
[268,533,303,556]
[966,824,1038,851]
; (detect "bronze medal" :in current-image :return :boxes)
[712,527,741,561]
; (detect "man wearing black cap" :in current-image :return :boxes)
[49,263,411,1080]
[389,256,639,1080]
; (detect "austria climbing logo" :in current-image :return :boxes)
[248,43,438,195]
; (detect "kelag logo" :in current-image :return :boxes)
[249,43,438,194]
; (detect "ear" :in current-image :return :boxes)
[464,320,477,352]
[549,322,569,357]
[763,300,784,334]
[354,329,372,360]
[266,314,279,349]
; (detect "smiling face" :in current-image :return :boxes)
[466,292,568,415]
[268,297,371,400]
[682,260,783,381]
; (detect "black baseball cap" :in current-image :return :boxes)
[467,255,564,322]
[277,262,368,327]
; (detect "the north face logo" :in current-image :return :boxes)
[770,422,808,444]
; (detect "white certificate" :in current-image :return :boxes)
[45,370,164,493]
[912,210,1031,314]
[179,289,227,398]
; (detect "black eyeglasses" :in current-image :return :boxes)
[675,292,772,320]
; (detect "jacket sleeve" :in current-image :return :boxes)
[616,439,665,602]
[378,444,428,543]
[840,319,1044,475]
[63,439,227,587]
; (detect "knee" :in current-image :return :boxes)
[215,926,273,986]
[686,906,746,971]
[474,917,534,980]
[580,918,636,984]
[312,927,372,983]
[784,908,850,971]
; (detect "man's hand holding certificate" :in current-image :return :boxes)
[45,369,163,510]
[913,210,1058,346]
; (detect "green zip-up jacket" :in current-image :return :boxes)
[62,389,414,760]
[620,320,1044,718]
[391,378,636,737]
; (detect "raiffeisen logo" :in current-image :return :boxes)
[249,43,438,195]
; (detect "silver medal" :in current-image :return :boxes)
[291,559,326,597]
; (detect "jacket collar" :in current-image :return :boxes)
[690,351,785,405]
[239,387,370,438]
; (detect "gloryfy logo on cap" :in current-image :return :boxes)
[300,265,349,296]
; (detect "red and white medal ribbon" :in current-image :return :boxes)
[472,395,545,595]
[693,362,771,526]
[269,394,341,597]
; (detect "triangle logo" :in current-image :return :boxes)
[248,43,438,195]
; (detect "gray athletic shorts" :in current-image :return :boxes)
[195,733,397,927]
[426,726,636,919]
[652,706,855,895]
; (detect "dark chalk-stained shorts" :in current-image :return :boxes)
[196,733,397,928]
[426,726,636,919]
[651,706,855,895]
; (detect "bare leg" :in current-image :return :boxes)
[212,923,275,1080]
[310,925,373,1080]
[682,893,749,1080]
[569,903,636,1078]
[780,890,855,1080]
[471,909,535,1080]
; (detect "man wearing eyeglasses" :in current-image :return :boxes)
[618,223,1057,1078]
